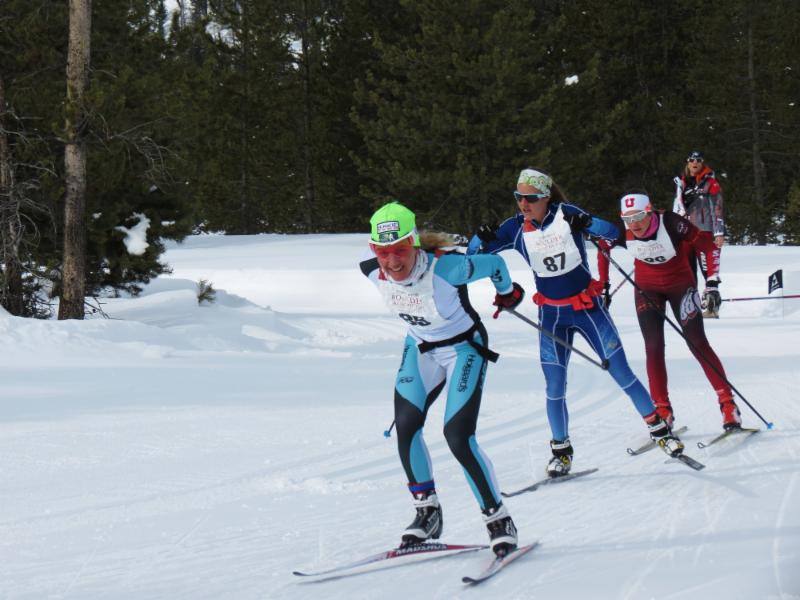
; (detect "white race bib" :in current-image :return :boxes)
[377,256,448,328]
[627,217,677,265]
[522,208,583,277]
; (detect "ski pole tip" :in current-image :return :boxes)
[383,430,392,438]
[767,422,775,430]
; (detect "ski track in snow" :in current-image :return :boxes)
[1,238,799,599]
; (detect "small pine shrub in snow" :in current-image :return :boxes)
[197,279,216,305]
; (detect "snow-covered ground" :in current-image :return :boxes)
[1,234,799,599]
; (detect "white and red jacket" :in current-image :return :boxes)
[598,211,719,289]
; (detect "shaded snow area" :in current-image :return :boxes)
[1,234,799,599]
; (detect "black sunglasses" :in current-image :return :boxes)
[687,158,703,164]
[513,191,549,202]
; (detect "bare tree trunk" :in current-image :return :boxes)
[746,12,766,244]
[0,75,24,316]
[189,0,209,65]
[59,0,91,320]
[299,0,315,231]
[238,1,252,234]
[192,0,208,21]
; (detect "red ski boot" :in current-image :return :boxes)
[719,396,742,431]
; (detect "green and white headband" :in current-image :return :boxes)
[517,169,552,195]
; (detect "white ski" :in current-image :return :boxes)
[697,427,760,449]
[462,542,538,585]
[626,425,688,455]
[293,542,486,581]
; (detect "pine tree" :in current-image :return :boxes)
[522,0,700,218]
[0,1,67,315]
[79,0,194,295]
[170,0,299,234]
[679,0,800,243]
[353,0,549,234]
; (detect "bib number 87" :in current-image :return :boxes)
[543,252,566,272]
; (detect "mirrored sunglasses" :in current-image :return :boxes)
[513,191,549,202]
[687,157,703,163]
[621,210,650,225]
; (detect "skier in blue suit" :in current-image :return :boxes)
[467,168,684,476]
[361,201,525,557]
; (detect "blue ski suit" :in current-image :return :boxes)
[467,202,656,442]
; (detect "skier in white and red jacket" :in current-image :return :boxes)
[673,150,725,317]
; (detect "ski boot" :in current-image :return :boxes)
[482,503,518,558]
[719,395,742,431]
[647,414,684,457]
[401,490,443,546]
[546,438,573,478]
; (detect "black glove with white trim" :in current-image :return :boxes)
[476,223,498,243]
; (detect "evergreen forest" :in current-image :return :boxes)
[1,0,799,317]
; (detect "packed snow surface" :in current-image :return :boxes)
[1,234,798,599]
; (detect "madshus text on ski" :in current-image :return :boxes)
[295,159,771,585]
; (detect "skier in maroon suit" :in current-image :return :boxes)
[598,192,742,432]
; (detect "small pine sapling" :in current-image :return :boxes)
[197,279,216,305]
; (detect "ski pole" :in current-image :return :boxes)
[722,294,800,303]
[609,270,633,298]
[591,240,773,429]
[383,420,396,438]
[504,308,609,370]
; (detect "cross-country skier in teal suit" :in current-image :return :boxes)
[360,201,524,557]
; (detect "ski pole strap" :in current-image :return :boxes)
[417,324,499,363]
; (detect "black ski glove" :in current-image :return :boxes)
[682,184,700,209]
[564,211,593,234]
[492,282,525,319]
[476,223,498,243]
[702,280,721,313]
[602,281,612,308]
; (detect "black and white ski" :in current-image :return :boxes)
[501,468,599,498]
[626,426,688,456]
[667,453,706,471]
[462,542,538,585]
[293,542,486,580]
[697,427,760,449]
